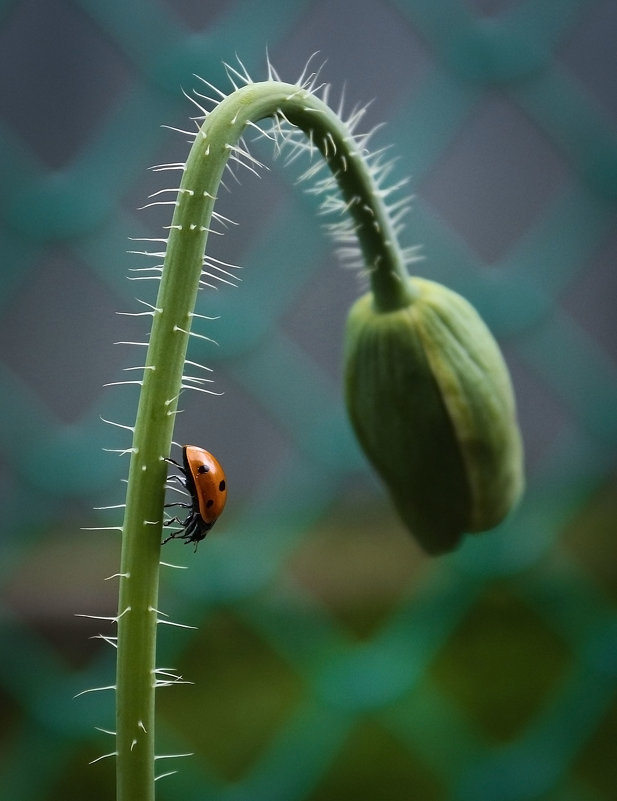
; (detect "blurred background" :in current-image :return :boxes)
[0,0,616,799]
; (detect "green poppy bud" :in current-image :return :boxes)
[344,276,524,555]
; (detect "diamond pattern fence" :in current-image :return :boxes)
[0,1,616,799]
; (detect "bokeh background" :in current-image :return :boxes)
[1,0,616,799]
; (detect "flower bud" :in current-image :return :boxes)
[344,276,524,554]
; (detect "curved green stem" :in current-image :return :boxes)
[115,79,410,801]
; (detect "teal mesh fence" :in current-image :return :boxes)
[0,1,616,799]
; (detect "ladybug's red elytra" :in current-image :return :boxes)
[163,445,227,547]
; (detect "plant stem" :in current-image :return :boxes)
[115,79,410,801]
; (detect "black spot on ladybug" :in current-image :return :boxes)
[206,499,214,508]
[219,480,226,491]
[198,464,209,473]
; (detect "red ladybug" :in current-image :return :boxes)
[163,445,227,547]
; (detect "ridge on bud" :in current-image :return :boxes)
[343,276,524,555]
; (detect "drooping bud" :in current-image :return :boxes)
[343,276,524,555]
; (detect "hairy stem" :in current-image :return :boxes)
[115,79,409,801]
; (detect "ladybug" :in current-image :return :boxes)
[163,445,227,547]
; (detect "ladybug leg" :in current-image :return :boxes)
[162,507,196,545]
[161,514,186,543]
[181,516,202,544]
[164,501,192,509]
[162,511,192,539]
[164,456,188,491]
[162,525,183,544]
[181,521,197,543]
